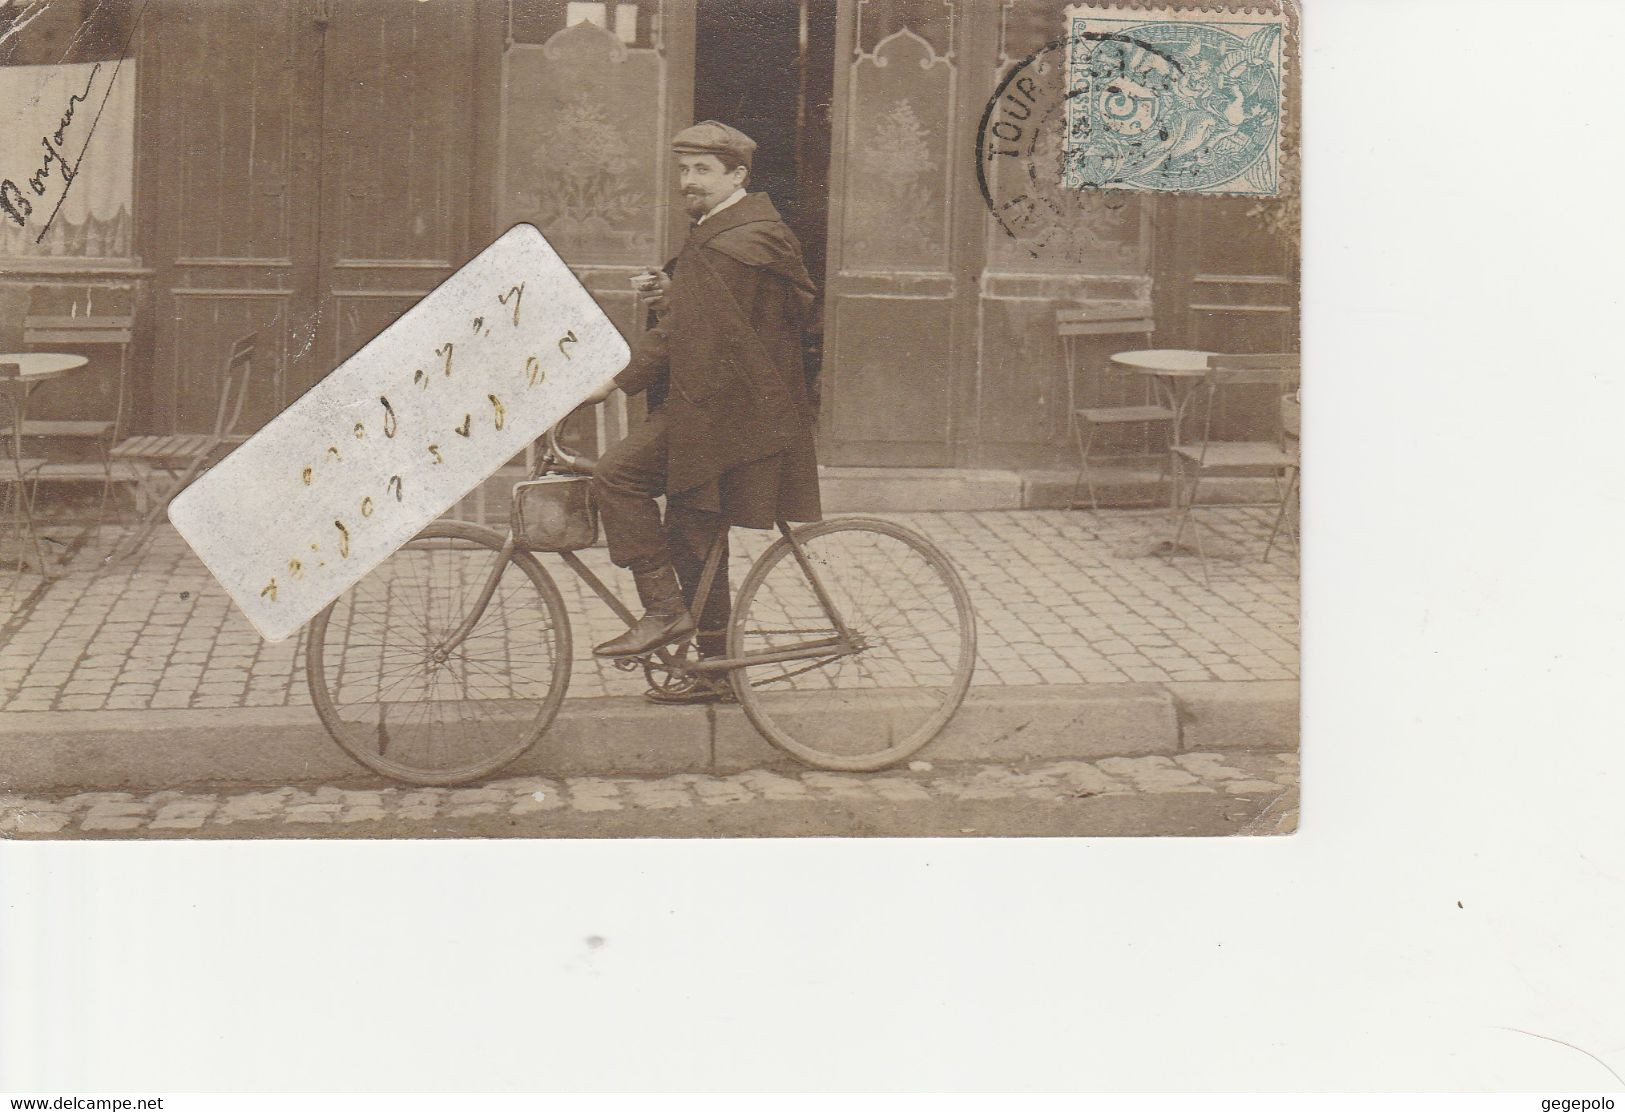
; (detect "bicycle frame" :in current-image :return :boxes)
[553,520,861,675]
[428,498,860,677]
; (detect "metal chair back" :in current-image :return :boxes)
[1055,306,1164,509]
[1056,306,1158,411]
[23,314,137,440]
[1191,353,1301,459]
[104,331,262,560]
[213,333,259,441]
[21,316,135,346]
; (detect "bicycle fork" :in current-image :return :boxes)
[429,532,519,661]
[774,518,859,645]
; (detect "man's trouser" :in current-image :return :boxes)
[593,411,730,657]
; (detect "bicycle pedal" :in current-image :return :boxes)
[611,656,643,672]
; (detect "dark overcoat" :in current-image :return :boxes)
[613,191,822,529]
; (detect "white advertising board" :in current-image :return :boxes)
[167,223,628,643]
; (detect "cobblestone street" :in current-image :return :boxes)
[0,750,1299,838]
[1,508,1298,712]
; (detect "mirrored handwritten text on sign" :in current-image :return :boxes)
[168,223,628,643]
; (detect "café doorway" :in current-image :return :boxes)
[694,0,836,287]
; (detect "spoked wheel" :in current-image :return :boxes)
[305,520,571,785]
[728,517,976,771]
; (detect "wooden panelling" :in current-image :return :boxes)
[327,292,424,370]
[1157,195,1298,352]
[840,27,954,273]
[1186,274,1295,354]
[319,0,476,372]
[572,280,643,346]
[975,297,1059,454]
[147,0,486,433]
[822,0,961,466]
[496,2,695,456]
[169,292,291,434]
[322,0,474,269]
[165,2,303,264]
[828,295,953,464]
[147,0,314,435]
[500,25,668,269]
[836,273,955,298]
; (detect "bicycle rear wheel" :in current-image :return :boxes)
[728,517,976,771]
[305,520,571,785]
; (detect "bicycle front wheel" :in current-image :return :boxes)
[305,520,572,785]
[729,517,976,771]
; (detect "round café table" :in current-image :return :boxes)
[1109,348,1215,445]
[1,352,90,575]
[1108,349,1215,558]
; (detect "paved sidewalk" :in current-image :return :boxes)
[0,750,1300,838]
[1,508,1298,714]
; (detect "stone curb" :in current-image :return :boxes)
[0,681,1297,793]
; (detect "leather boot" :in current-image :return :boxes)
[593,566,696,657]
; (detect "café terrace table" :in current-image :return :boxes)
[1109,348,1216,447]
[1108,348,1216,558]
[0,352,90,576]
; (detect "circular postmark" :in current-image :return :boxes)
[977,37,1141,265]
[977,22,1282,259]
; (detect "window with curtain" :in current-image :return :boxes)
[0,0,138,260]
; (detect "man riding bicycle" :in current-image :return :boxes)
[580,120,822,705]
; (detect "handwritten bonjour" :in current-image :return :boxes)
[0,62,99,236]
[258,281,582,605]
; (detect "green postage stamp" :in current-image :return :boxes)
[1064,5,1285,194]
[979,4,1288,202]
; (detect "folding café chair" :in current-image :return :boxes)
[1265,386,1301,559]
[1,457,47,589]
[1166,353,1301,584]
[0,358,47,589]
[109,332,260,558]
[10,314,142,544]
[1058,307,1171,510]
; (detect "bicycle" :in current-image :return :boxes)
[304,422,977,785]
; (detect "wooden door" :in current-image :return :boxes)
[820,0,963,467]
[147,0,320,435]
[317,0,481,376]
[148,0,487,436]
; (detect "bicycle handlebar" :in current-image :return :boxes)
[543,423,596,477]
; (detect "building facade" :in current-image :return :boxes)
[1,0,1297,487]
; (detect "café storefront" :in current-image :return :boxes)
[0,0,1296,501]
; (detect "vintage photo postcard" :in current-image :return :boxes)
[0,0,1299,839]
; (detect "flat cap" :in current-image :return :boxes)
[671,120,756,168]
